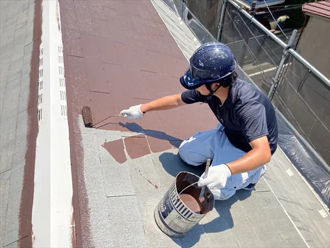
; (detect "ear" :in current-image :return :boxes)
[214,82,220,87]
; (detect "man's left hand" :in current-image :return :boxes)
[198,164,232,189]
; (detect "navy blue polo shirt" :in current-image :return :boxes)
[181,79,278,154]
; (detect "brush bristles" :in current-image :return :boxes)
[82,106,93,127]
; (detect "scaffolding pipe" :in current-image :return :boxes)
[228,0,330,88]
[217,0,227,41]
[268,30,297,99]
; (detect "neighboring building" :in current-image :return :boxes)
[297,0,330,79]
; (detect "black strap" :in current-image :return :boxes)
[205,83,222,102]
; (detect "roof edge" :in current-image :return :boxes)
[303,1,330,20]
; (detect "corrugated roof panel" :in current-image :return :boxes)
[303,1,330,19]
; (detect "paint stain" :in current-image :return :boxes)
[146,135,172,153]
[146,179,159,189]
[102,139,127,164]
[124,135,151,159]
[138,169,158,189]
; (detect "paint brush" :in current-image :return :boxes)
[199,158,211,200]
[82,106,122,128]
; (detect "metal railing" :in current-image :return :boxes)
[226,0,330,88]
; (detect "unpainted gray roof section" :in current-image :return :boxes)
[79,117,307,247]
[0,0,35,247]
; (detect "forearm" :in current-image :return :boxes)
[140,94,184,113]
[227,147,271,175]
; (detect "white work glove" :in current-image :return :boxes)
[120,104,144,119]
[198,164,232,189]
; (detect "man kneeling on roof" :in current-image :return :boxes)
[120,42,278,200]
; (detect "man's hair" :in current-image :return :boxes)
[218,71,238,88]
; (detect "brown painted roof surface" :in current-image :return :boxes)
[59,0,216,245]
[302,0,330,19]
[60,0,216,139]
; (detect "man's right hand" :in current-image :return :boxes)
[120,104,144,119]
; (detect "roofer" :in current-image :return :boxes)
[120,42,278,200]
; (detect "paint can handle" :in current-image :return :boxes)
[204,159,211,177]
[178,159,211,196]
[199,159,211,199]
[178,181,198,195]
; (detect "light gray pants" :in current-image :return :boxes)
[178,124,266,200]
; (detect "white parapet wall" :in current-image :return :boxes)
[32,0,73,246]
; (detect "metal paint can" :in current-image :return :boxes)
[154,172,215,237]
